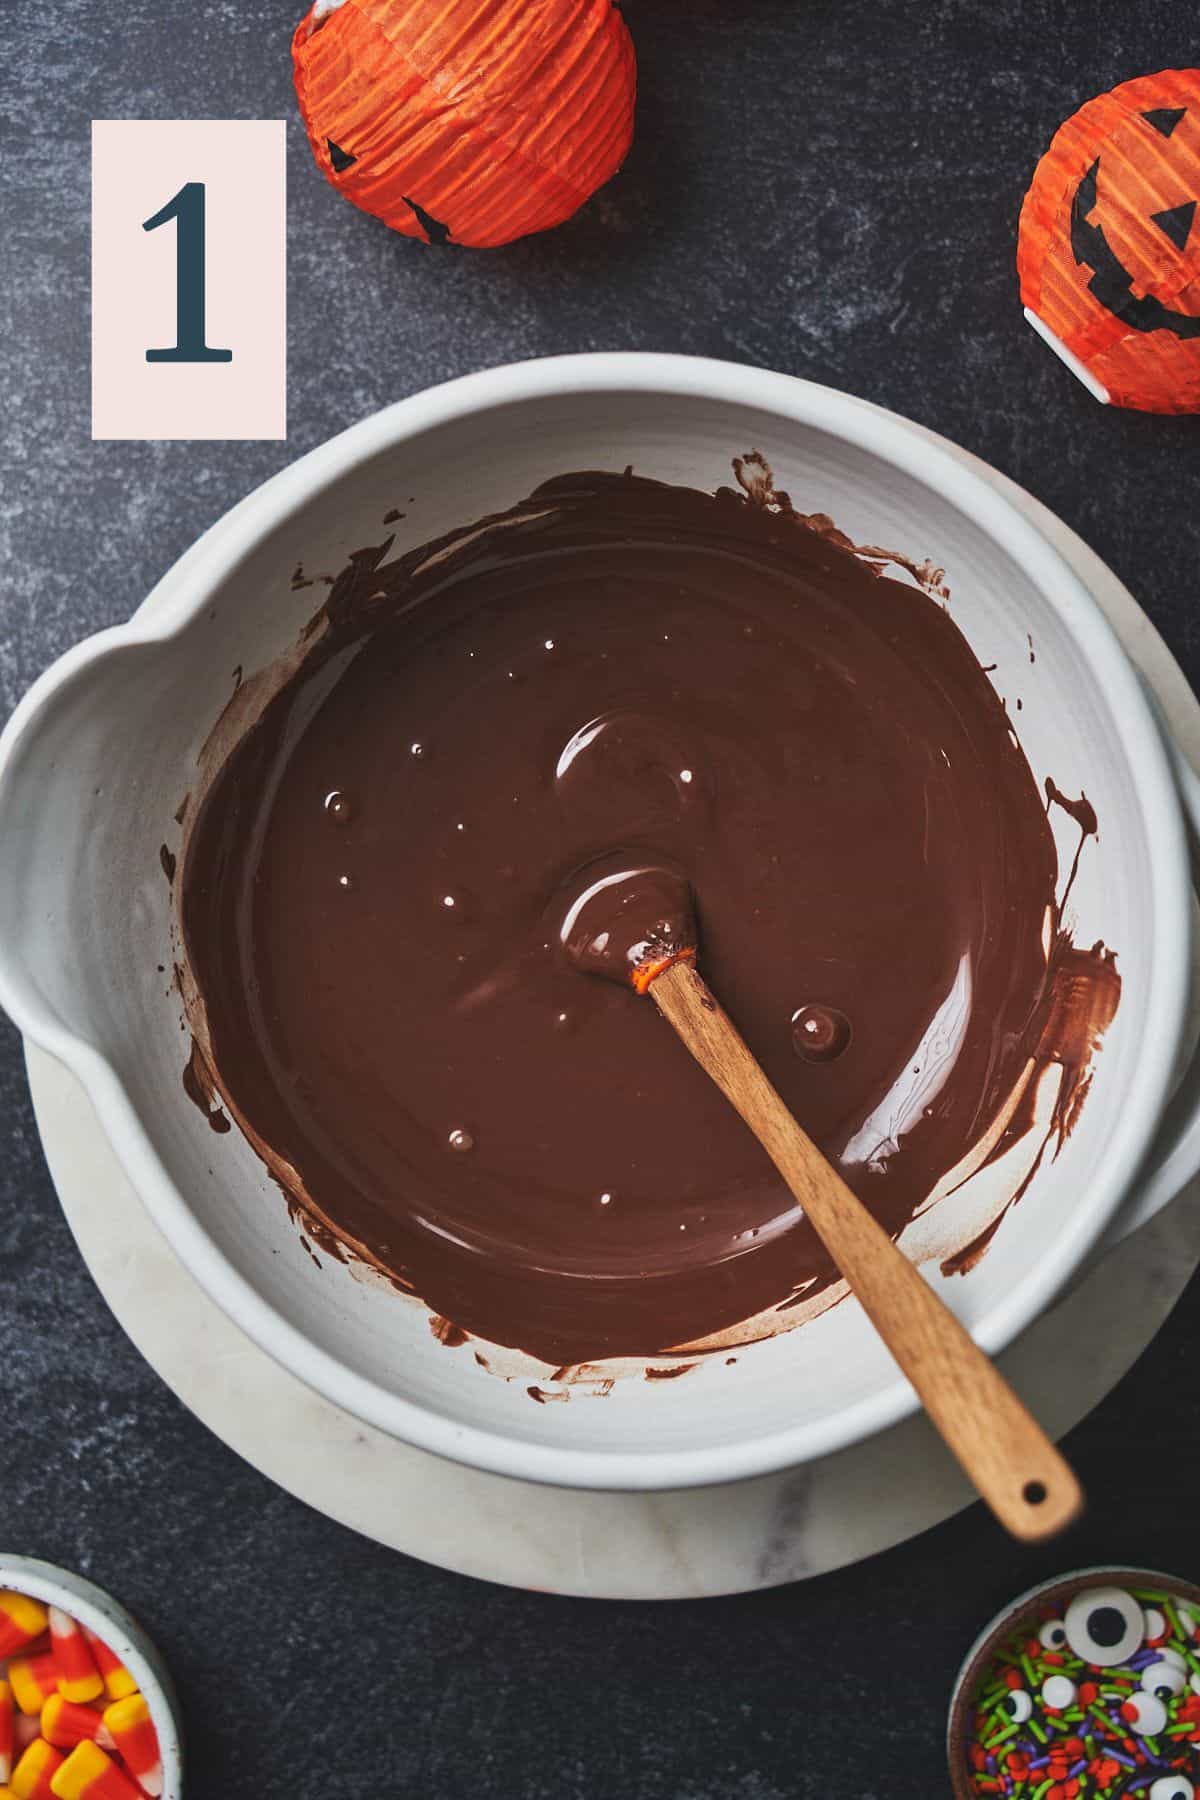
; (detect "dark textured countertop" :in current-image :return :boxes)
[3,4,1200,1794]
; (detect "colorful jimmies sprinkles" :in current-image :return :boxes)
[964,1584,1200,1799]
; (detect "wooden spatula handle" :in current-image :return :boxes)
[650,959,1083,1542]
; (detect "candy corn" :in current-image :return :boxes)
[78,1644,133,1710]
[13,1719,39,1760]
[0,1598,162,1800]
[48,1743,140,1800]
[100,1699,158,1799]
[39,1702,111,1756]
[46,1616,101,1710]
[0,1597,49,1662]
[10,1739,63,1800]
[0,1683,12,1784]
[8,1660,59,1720]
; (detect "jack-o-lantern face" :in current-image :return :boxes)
[1019,70,1200,411]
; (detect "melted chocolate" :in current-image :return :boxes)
[180,468,1118,1365]
[791,1003,852,1064]
[181,1040,230,1135]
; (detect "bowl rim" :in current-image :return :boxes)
[0,1552,183,1795]
[0,351,1192,1492]
[945,1564,1200,1796]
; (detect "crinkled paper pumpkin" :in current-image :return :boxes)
[1018,69,1200,412]
[292,0,637,248]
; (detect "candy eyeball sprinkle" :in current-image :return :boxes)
[1143,1606,1167,1641]
[1142,1657,1187,1699]
[1159,1645,1188,1671]
[1038,1618,1068,1650]
[1002,1688,1033,1722]
[1121,1690,1169,1736]
[1064,1585,1145,1666]
[1041,1674,1077,1710]
[1149,1778,1194,1800]
[1179,1605,1198,1640]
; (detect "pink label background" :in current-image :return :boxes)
[92,120,287,441]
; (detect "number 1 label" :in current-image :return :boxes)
[92,120,286,440]
[143,182,233,364]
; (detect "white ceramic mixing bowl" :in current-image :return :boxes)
[2,354,1200,1491]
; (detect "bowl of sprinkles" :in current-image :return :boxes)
[949,1568,1200,1800]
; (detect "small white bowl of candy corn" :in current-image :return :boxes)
[0,1557,181,1800]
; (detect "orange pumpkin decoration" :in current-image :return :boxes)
[1018,69,1200,412]
[292,0,636,248]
